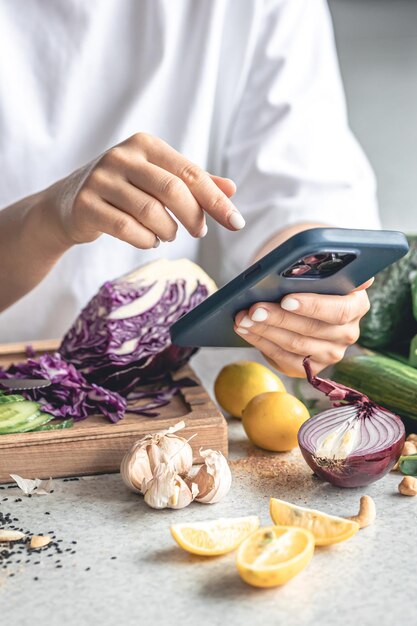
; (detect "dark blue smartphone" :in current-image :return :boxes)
[170,228,408,348]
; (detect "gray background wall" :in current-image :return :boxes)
[329,0,417,233]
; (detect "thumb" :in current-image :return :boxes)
[353,277,374,292]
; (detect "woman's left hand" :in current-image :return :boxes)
[234,280,372,377]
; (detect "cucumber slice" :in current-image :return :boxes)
[0,394,26,404]
[0,401,42,434]
[19,412,55,433]
[33,418,74,432]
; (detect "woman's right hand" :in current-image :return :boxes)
[45,133,244,249]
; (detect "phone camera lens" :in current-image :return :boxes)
[317,258,344,272]
[302,254,328,266]
[283,264,311,277]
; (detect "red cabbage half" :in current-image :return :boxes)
[59,258,217,393]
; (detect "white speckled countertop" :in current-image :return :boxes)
[0,347,415,626]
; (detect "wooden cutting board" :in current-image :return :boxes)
[0,340,228,483]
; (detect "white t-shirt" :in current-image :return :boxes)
[0,0,380,343]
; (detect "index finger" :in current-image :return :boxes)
[144,136,245,231]
[280,290,371,325]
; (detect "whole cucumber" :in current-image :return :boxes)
[359,235,417,348]
[333,353,417,421]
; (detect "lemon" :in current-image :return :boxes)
[242,391,309,451]
[270,498,359,546]
[236,525,314,588]
[170,516,260,556]
[214,361,285,419]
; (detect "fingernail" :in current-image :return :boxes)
[251,307,268,322]
[153,238,160,248]
[281,297,299,311]
[239,315,253,328]
[228,212,246,230]
[197,223,208,238]
[236,327,249,335]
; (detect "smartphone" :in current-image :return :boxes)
[170,228,408,348]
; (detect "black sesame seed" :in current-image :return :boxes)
[45,512,50,516]
[71,541,77,545]
[85,567,91,571]
[56,565,62,569]
[110,556,117,560]
[34,577,39,581]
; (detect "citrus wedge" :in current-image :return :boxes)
[170,516,260,556]
[236,525,314,588]
[270,498,359,546]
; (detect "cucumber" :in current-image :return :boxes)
[359,235,417,349]
[0,394,26,404]
[409,334,417,368]
[33,418,74,431]
[333,353,417,421]
[19,412,55,433]
[0,401,42,434]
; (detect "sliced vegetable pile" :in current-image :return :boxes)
[0,259,215,432]
[0,390,73,435]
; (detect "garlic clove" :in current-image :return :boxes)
[144,463,198,510]
[144,463,176,509]
[192,449,232,504]
[159,435,194,476]
[120,443,153,494]
[169,475,198,510]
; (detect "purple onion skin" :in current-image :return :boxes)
[299,432,405,488]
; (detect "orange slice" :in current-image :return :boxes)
[236,525,314,588]
[270,498,359,546]
[170,516,260,556]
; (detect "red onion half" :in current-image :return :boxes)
[298,358,405,488]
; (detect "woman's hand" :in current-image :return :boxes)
[45,133,243,249]
[234,281,372,377]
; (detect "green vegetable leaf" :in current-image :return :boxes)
[399,453,417,476]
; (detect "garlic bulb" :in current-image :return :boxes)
[120,421,193,494]
[144,463,198,510]
[188,449,232,504]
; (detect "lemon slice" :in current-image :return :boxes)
[270,498,359,546]
[236,525,314,588]
[170,516,260,556]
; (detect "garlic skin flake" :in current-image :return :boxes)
[144,463,198,510]
[120,420,193,494]
[190,449,232,504]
